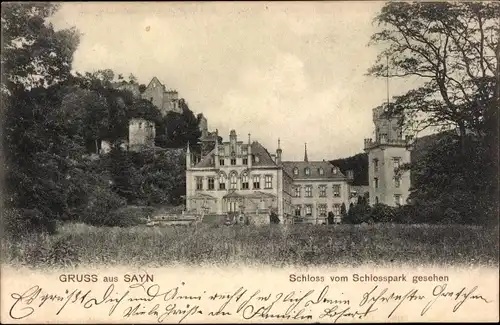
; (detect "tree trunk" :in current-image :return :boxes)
[458,122,466,155]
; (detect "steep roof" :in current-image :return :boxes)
[282,161,346,180]
[146,77,167,92]
[192,141,277,168]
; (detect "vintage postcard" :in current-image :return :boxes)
[1,1,499,323]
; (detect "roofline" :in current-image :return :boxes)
[146,76,163,89]
[291,178,348,182]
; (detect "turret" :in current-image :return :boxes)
[186,141,191,169]
[276,138,282,165]
[214,129,220,169]
[247,133,252,168]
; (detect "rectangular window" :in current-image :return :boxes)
[333,184,340,197]
[294,186,301,198]
[219,159,225,166]
[196,177,203,191]
[373,158,379,172]
[231,158,236,165]
[305,205,312,216]
[243,158,248,165]
[305,185,313,197]
[242,174,249,189]
[394,176,401,188]
[219,175,226,190]
[374,177,379,189]
[294,205,301,217]
[393,157,401,169]
[208,177,214,190]
[264,175,272,189]
[333,204,341,215]
[230,174,237,189]
[394,194,402,206]
[319,185,327,197]
[253,175,260,189]
[318,204,327,216]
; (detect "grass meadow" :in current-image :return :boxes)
[1,222,498,269]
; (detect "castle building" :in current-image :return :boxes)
[364,106,413,207]
[141,77,182,115]
[283,145,350,224]
[185,130,350,225]
[128,118,156,150]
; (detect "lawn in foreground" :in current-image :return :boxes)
[2,222,498,268]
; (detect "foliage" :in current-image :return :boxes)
[270,211,280,224]
[330,153,368,186]
[345,202,371,224]
[1,3,80,91]
[156,99,202,149]
[2,223,498,268]
[370,204,398,223]
[404,133,498,225]
[368,2,499,142]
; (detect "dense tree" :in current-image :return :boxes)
[368,2,499,151]
[156,99,202,148]
[2,3,83,232]
[406,133,497,225]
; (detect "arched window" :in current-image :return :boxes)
[304,167,310,176]
[318,168,324,175]
[230,172,238,189]
[293,167,299,175]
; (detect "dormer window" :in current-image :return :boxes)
[332,168,338,175]
[293,167,299,175]
[305,168,310,176]
[318,168,324,175]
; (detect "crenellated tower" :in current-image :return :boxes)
[364,106,413,207]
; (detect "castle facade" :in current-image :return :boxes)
[186,106,412,224]
[185,130,352,225]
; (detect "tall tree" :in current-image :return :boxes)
[2,3,82,231]
[368,2,499,151]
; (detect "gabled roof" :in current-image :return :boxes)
[223,190,245,199]
[246,191,276,199]
[282,161,346,180]
[146,77,167,92]
[192,141,277,168]
[188,192,217,200]
[146,76,162,88]
[194,148,216,168]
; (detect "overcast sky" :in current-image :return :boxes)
[51,1,421,161]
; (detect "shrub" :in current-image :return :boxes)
[346,203,371,224]
[48,235,81,267]
[4,208,57,236]
[270,211,280,224]
[78,186,127,226]
[370,204,397,223]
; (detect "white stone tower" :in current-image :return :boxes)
[128,118,156,150]
[364,106,413,207]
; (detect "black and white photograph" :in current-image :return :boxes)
[1,1,499,323]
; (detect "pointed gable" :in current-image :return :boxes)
[147,76,160,87]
